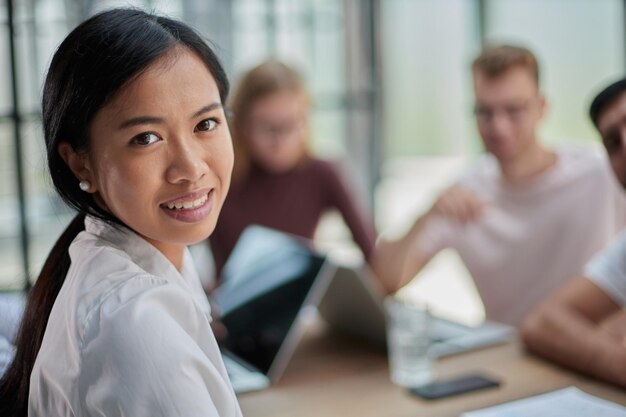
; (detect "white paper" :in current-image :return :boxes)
[462,387,626,417]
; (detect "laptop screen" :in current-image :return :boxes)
[215,226,326,375]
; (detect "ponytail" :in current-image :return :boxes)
[0,213,86,417]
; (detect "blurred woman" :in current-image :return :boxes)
[210,60,376,279]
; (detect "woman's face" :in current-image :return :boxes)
[62,48,233,268]
[243,90,308,173]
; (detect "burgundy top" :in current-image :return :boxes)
[210,158,376,279]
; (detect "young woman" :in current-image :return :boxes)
[209,60,377,279]
[0,9,241,417]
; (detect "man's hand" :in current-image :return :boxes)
[428,185,487,224]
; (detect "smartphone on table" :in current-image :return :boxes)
[409,373,501,400]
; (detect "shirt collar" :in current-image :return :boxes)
[83,216,199,293]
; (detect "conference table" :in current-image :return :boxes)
[238,322,626,417]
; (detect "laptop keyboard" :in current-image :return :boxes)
[429,318,514,357]
[222,352,270,394]
[430,318,470,342]
[222,353,247,379]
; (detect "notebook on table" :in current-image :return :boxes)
[462,387,626,416]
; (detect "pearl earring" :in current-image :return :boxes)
[79,180,91,192]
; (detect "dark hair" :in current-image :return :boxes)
[589,78,626,127]
[472,44,540,87]
[0,8,229,416]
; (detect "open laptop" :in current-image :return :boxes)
[316,264,514,358]
[215,225,514,393]
[213,226,335,393]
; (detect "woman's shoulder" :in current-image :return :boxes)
[77,271,200,350]
[67,237,197,345]
[301,157,343,182]
[304,157,337,171]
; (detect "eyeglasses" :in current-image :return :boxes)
[473,98,538,124]
[251,118,306,139]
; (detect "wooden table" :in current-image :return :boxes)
[238,325,626,417]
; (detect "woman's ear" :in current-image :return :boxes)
[57,142,95,192]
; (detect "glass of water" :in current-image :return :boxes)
[384,296,435,387]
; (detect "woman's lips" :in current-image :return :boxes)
[160,189,215,223]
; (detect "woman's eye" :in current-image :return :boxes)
[195,118,218,133]
[130,132,160,146]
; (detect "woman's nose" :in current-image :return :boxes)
[165,136,209,184]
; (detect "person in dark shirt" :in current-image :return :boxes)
[209,60,376,280]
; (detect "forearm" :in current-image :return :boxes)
[372,212,435,293]
[373,184,485,293]
[522,303,626,387]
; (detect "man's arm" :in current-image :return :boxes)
[521,277,626,387]
[372,214,435,294]
[372,185,486,293]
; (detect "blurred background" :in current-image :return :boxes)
[1,0,624,324]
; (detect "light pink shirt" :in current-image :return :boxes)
[416,147,626,326]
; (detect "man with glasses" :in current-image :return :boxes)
[521,79,626,387]
[376,45,626,326]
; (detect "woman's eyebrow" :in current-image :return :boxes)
[191,102,223,119]
[118,116,164,130]
[117,103,223,130]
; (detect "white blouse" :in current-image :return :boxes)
[29,216,242,417]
